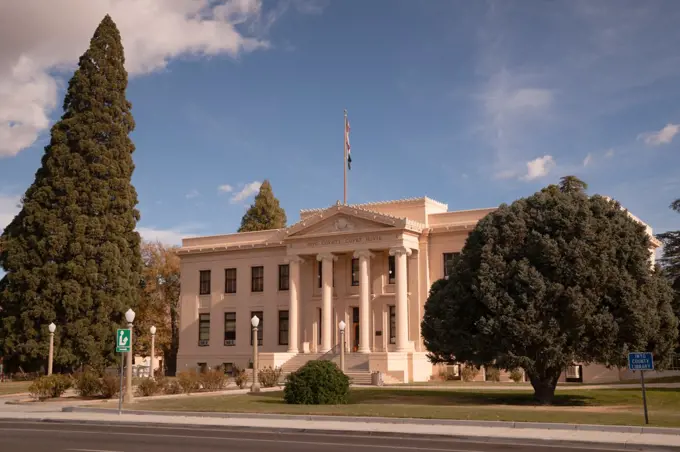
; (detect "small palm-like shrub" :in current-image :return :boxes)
[485,367,501,382]
[200,369,228,391]
[509,368,524,383]
[177,370,201,394]
[29,374,72,400]
[233,365,249,389]
[283,360,350,405]
[74,370,102,397]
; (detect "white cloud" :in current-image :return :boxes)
[0,194,21,233]
[230,181,262,203]
[185,189,200,199]
[605,148,615,158]
[583,153,593,167]
[0,0,303,158]
[521,155,556,181]
[638,123,680,146]
[218,184,234,193]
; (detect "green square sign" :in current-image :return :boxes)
[116,328,131,353]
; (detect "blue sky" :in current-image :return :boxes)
[1,0,679,249]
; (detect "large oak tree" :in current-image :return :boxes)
[422,176,678,403]
[0,15,141,372]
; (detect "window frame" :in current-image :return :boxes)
[278,310,289,346]
[388,256,395,284]
[443,252,459,279]
[198,313,210,345]
[251,266,264,292]
[278,264,290,291]
[224,268,237,294]
[199,270,211,295]
[351,258,360,286]
[224,312,236,346]
[388,305,396,344]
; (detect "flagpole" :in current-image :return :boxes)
[343,109,348,205]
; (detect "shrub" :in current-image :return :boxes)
[258,366,282,388]
[177,370,201,394]
[200,369,228,391]
[100,374,120,398]
[136,378,162,397]
[164,379,182,394]
[283,360,349,405]
[485,367,501,382]
[233,365,249,389]
[461,365,479,382]
[74,370,102,397]
[29,374,73,401]
[509,368,524,383]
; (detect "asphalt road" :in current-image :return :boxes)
[0,420,670,452]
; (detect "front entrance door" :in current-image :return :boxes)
[352,307,360,352]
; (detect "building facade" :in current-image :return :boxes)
[176,196,663,383]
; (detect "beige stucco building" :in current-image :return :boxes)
[176,196,666,384]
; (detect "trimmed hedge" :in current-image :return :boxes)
[283,360,350,405]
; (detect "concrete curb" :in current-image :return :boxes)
[62,406,680,436]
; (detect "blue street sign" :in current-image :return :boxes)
[628,352,654,371]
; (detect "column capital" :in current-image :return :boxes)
[353,250,375,259]
[284,255,305,264]
[316,252,338,262]
[389,246,412,257]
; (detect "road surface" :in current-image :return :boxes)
[0,420,667,452]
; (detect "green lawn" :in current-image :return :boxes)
[0,381,32,396]
[122,387,680,428]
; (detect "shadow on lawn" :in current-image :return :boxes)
[250,389,600,407]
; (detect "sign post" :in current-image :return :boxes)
[116,329,131,415]
[628,352,654,425]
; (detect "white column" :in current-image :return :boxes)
[317,252,337,352]
[354,250,374,353]
[285,256,304,353]
[389,246,411,352]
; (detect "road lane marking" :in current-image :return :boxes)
[66,449,122,452]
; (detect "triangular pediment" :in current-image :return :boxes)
[285,205,408,239]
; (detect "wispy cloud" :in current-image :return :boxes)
[137,223,203,246]
[638,123,680,146]
[185,189,200,199]
[230,181,262,203]
[605,148,615,158]
[583,153,593,167]
[218,184,234,193]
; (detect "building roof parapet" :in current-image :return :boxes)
[299,196,448,214]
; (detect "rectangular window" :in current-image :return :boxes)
[224,312,236,346]
[279,310,289,345]
[317,308,322,345]
[443,252,459,279]
[199,270,211,295]
[251,266,264,292]
[278,264,290,291]
[224,268,237,293]
[223,362,234,376]
[250,311,263,346]
[351,258,359,286]
[199,313,210,345]
[388,256,395,284]
[389,306,396,344]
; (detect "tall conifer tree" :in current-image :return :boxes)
[0,15,141,372]
[238,180,287,232]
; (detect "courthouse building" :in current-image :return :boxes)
[176,196,664,383]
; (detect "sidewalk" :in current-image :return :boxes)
[0,406,677,450]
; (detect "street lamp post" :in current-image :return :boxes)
[48,323,56,376]
[339,320,346,373]
[250,315,260,393]
[124,308,135,403]
[149,325,156,380]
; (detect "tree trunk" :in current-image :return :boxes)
[528,369,561,405]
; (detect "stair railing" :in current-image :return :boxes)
[317,343,340,362]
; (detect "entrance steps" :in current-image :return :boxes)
[278,352,382,385]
